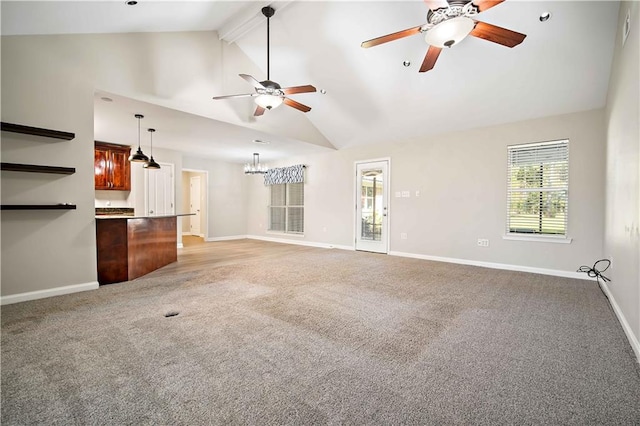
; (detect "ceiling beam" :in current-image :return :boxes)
[219,1,293,44]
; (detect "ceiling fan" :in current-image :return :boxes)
[361,0,527,73]
[212,6,317,116]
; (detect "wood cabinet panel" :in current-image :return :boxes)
[94,142,131,191]
[96,216,178,285]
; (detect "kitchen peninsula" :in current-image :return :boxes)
[96,214,193,285]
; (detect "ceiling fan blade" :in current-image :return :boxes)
[283,97,311,113]
[361,25,423,48]
[469,21,526,47]
[239,74,265,89]
[254,106,266,116]
[472,0,505,13]
[423,0,449,11]
[281,85,317,95]
[419,45,442,73]
[212,93,255,100]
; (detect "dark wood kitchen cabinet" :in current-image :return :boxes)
[94,141,131,190]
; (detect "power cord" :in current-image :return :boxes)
[577,259,611,298]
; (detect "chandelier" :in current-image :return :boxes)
[244,153,268,174]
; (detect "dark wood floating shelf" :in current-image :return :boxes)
[0,122,75,141]
[1,162,76,175]
[1,204,76,210]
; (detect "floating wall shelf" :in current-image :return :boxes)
[1,121,75,140]
[1,162,76,175]
[1,204,77,210]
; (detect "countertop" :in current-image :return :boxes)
[96,213,195,220]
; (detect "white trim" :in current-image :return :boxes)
[182,232,191,236]
[206,235,248,242]
[388,251,589,280]
[266,230,305,238]
[177,243,184,249]
[1,281,99,305]
[247,234,353,251]
[600,281,640,363]
[182,168,209,240]
[503,235,573,244]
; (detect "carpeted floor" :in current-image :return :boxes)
[2,240,640,425]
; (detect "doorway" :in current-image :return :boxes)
[355,160,389,253]
[182,169,208,239]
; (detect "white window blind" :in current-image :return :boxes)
[269,182,304,234]
[507,140,569,236]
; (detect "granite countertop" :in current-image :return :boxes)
[96,213,195,220]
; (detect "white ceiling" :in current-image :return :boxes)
[2,1,620,163]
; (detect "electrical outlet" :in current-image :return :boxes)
[401,233,407,240]
[415,190,420,197]
[477,238,489,247]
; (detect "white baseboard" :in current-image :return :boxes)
[600,281,640,363]
[181,232,191,236]
[247,234,353,251]
[1,281,99,305]
[388,251,589,281]
[206,235,248,242]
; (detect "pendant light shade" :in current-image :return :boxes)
[143,128,161,169]
[129,114,149,162]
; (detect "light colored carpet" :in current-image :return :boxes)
[2,240,639,425]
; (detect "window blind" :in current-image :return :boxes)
[507,140,569,236]
[268,182,304,234]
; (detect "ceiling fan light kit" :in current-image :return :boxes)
[361,0,526,73]
[424,16,475,48]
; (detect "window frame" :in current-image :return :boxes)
[504,139,572,243]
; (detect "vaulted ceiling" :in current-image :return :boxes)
[1,1,620,162]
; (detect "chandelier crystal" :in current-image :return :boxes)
[244,152,268,174]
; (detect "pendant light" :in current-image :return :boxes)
[128,114,149,162]
[143,128,161,169]
[244,152,268,174]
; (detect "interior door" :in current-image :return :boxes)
[146,163,174,216]
[355,160,389,253]
[189,175,201,235]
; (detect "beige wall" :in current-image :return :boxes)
[182,156,248,239]
[604,2,640,351]
[1,37,98,297]
[247,108,606,273]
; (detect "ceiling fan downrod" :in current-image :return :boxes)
[262,6,275,81]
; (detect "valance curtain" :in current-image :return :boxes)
[264,164,305,186]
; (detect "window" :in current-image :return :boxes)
[269,182,304,234]
[507,140,568,237]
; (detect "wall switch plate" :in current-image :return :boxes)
[401,233,407,240]
[402,191,410,198]
[395,191,401,198]
[477,238,489,247]
[415,190,420,197]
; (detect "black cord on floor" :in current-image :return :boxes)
[577,259,611,299]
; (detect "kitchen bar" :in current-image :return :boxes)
[96,214,193,285]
